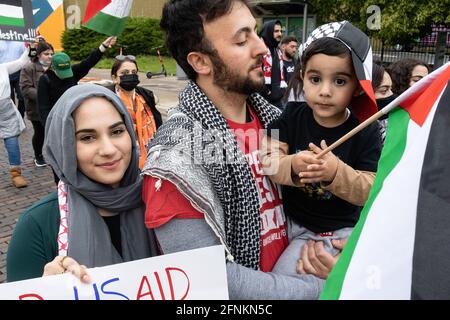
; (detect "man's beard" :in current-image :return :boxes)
[285,50,295,60]
[209,50,265,95]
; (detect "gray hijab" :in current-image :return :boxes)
[44,84,156,268]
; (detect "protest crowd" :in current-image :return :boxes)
[0,0,449,301]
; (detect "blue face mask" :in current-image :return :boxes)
[39,60,50,67]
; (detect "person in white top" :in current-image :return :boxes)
[0,42,31,188]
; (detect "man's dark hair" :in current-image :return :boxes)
[280,36,298,46]
[160,0,250,80]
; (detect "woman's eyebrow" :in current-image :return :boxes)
[75,121,124,135]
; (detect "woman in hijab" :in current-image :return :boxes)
[7,84,158,282]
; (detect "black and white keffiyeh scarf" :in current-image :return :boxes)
[145,81,281,270]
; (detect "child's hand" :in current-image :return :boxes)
[291,150,323,176]
[298,140,338,184]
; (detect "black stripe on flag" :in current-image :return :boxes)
[2,0,22,7]
[412,81,450,299]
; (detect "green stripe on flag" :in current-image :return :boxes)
[320,108,411,300]
[0,16,24,27]
[84,11,128,36]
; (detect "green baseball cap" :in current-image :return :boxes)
[51,52,73,79]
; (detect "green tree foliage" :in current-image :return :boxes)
[309,0,450,43]
[62,18,167,60]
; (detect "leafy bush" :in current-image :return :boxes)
[62,18,167,60]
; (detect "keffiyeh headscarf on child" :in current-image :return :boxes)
[301,21,377,122]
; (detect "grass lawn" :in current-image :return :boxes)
[93,55,177,76]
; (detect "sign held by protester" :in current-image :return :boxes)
[0,245,228,300]
[83,0,133,36]
[0,0,36,41]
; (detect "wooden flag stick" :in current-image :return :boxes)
[315,61,450,159]
[317,110,384,159]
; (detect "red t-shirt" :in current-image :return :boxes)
[143,106,288,272]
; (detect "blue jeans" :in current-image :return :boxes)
[3,136,21,166]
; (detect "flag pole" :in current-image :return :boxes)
[317,62,450,158]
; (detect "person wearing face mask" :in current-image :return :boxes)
[372,61,397,143]
[107,55,162,169]
[20,40,54,167]
[37,36,117,129]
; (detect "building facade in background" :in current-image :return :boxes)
[63,0,165,29]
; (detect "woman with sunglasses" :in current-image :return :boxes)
[108,55,162,169]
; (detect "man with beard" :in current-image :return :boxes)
[280,36,298,83]
[141,0,322,299]
[260,19,285,109]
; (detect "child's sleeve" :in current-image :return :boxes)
[260,135,299,186]
[322,122,382,206]
[261,104,301,186]
[322,159,376,206]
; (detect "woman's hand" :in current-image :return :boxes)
[296,238,347,279]
[102,36,117,49]
[42,256,91,283]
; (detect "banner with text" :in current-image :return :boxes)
[0,245,228,300]
[0,0,36,41]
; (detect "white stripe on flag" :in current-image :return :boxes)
[102,0,132,18]
[0,4,23,18]
[340,92,442,299]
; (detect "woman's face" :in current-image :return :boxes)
[409,65,428,87]
[374,71,393,99]
[112,61,138,84]
[38,49,53,65]
[73,97,132,188]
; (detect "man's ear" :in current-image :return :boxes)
[187,52,211,76]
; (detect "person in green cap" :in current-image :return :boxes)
[37,36,116,128]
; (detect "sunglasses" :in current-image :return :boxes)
[115,54,136,61]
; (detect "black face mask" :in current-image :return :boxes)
[376,94,398,110]
[119,74,140,91]
[376,94,398,120]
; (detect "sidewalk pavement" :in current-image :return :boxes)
[0,69,187,283]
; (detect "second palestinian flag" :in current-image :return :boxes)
[321,63,450,299]
[83,0,133,36]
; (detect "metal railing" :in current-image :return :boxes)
[370,34,450,69]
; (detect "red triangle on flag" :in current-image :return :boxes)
[83,0,112,24]
[400,65,450,127]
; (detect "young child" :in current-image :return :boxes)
[261,21,382,278]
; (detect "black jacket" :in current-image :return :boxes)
[259,20,283,105]
[37,48,104,126]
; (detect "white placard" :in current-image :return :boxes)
[1,245,228,300]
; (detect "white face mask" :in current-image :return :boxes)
[39,60,50,67]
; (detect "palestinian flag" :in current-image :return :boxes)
[83,0,133,36]
[0,0,25,27]
[321,62,450,300]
